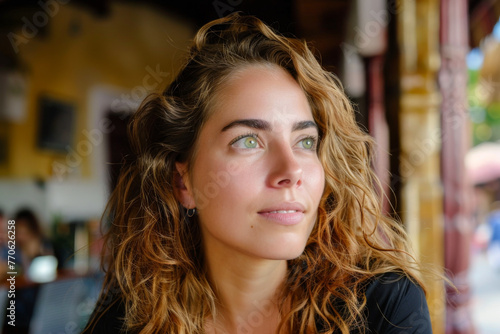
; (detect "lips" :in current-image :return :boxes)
[258,202,306,225]
[258,202,305,214]
[266,210,299,214]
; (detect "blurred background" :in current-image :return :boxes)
[0,0,499,333]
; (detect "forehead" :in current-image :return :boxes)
[208,65,313,124]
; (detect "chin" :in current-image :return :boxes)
[257,244,307,261]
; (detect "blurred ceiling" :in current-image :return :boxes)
[0,0,295,26]
[2,0,498,71]
[0,0,351,72]
[469,0,500,48]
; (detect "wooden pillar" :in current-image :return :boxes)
[397,0,445,333]
[439,0,475,333]
[366,55,391,213]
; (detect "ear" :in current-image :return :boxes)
[174,162,196,209]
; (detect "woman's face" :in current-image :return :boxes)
[177,65,325,260]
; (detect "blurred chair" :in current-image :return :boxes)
[0,287,7,332]
[29,275,103,334]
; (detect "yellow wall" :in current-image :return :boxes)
[6,2,194,179]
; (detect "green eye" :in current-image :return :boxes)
[244,137,258,148]
[230,134,260,149]
[301,137,315,150]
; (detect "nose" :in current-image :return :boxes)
[267,144,303,188]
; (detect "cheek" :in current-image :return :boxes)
[305,161,325,200]
[191,155,256,208]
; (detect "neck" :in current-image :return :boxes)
[204,242,287,333]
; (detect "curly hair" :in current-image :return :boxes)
[89,13,424,334]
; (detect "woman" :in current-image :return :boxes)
[14,208,53,276]
[84,13,432,334]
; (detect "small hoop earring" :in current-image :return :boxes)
[187,208,196,217]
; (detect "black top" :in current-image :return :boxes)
[82,272,432,333]
[352,272,432,333]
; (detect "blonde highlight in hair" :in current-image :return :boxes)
[88,13,425,333]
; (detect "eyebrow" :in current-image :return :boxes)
[292,120,318,132]
[221,119,318,132]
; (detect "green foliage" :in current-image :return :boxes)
[468,69,500,146]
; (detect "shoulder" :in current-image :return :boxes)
[81,297,129,334]
[363,272,432,334]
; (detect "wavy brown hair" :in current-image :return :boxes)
[88,13,425,334]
